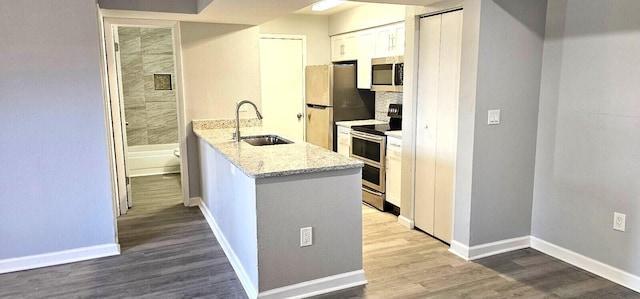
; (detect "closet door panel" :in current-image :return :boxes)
[414,15,442,234]
[433,10,463,243]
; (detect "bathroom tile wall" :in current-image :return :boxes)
[119,27,178,146]
[374,91,403,122]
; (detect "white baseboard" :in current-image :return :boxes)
[258,270,367,299]
[129,167,180,177]
[449,236,530,261]
[197,199,258,299]
[449,240,471,261]
[188,196,202,207]
[531,236,640,293]
[0,243,120,274]
[197,199,367,299]
[398,215,414,229]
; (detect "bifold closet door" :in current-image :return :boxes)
[414,14,442,235]
[414,10,463,243]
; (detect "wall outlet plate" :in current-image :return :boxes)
[488,109,501,125]
[613,212,626,232]
[300,227,312,247]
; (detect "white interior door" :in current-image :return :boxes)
[259,36,305,141]
[105,23,131,215]
[414,14,442,234]
[414,10,463,243]
[432,10,463,243]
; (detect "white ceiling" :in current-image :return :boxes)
[294,1,366,16]
[100,0,449,25]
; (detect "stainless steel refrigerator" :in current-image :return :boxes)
[305,63,375,151]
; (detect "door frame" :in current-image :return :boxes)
[101,18,190,220]
[259,34,307,140]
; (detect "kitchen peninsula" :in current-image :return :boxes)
[193,120,366,299]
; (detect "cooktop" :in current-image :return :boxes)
[351,123,400,136]
[351,103,402,136]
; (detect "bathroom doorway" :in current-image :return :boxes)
[103,18,189,217]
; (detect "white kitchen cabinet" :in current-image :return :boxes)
[414,10,462,244]
[385,135,402,208]
[332,31,374,89]
[374,22,405,58]
[337,125,351,157]
[356,31,374,89]
[331,34,357,62]
[331,23,405,89]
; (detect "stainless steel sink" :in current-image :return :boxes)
[241,135,293,146]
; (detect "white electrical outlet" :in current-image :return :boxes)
[488,109,501,125]
[300,227,312,247]
[613,212,626,232]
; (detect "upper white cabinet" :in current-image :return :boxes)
[330,22,405,89]
[355,31,374,89]
[374,23,405,58]
[331,34,357,62]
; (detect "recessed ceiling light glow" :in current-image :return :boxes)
[311,0,345,12]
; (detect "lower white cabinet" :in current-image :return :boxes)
[337,125,351,157]
[385,135,401,208]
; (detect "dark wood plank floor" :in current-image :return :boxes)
[1,174,638,298]
[0,174,246,299]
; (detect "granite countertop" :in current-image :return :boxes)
[335,119,387,127]
[385,130,402,139]
[194,125,363,179]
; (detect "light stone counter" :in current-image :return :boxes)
[193,122,363,179]
[194,119,367,297]
[385,130,402,139]
[335,119,387,128]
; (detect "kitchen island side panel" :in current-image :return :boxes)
[255,168,363,292]
[198,138,259,292]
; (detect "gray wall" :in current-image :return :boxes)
[532,0,640,276]
[0,1,116,259]
[118,27,178,146]
[454,0,547,246]
[259,14,331,66]
[98,0,198,14]
[180,23,262,198]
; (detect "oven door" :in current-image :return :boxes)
[362,187,384,211]
[350,131,385,165]
[361,161,385,192]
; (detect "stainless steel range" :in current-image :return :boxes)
[350,104,402,211]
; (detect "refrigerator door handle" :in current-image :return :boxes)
[306,104,330,109]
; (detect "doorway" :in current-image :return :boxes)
[259,35,306,141]
[103,19,189,221]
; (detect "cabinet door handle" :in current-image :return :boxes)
[297,113,303,119]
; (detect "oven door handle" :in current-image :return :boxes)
[362,187,383,196]
[351,131,384,143]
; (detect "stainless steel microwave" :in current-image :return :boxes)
[371,56,403,92]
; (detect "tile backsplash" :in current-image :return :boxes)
[375,91,403,122]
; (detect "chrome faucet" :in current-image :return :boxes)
[234,100,263,142]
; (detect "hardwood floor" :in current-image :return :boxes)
[0,174,637,298]
[0,174,246,299]
[316,207,639,298]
